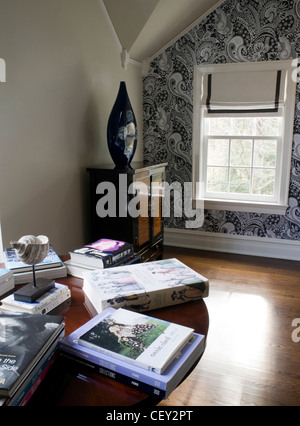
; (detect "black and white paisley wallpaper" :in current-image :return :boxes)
[143,0,300,240]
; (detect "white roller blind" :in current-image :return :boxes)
[202,68,286,113]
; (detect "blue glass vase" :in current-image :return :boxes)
[107,81,137,169]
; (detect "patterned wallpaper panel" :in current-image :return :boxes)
[143,0,300,240]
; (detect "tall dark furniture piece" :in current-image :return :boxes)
[87,162,167,262]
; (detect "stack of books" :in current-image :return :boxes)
[0,283,71,315]
[59,307,205,399]
[0,268,14,297]
[0,311,65,406]
[82,258,209,314]
[65,238,136,278]
[4,246,67,284]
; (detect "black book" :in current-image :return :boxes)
[69,238,134,268]
[0,311,65,397]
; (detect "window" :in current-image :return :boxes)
[192,60,297,214]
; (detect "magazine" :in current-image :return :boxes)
[78,307,194,374]
[82,258,209,313]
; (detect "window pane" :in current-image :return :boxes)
[231,118,254,136]
[207,139,229,165]
[252,169,275,195]
[207,167,228,192]
[230,139,252,167]
[229,168,250,194]
[253,140,277,167]
[208,118,231,135]
[255,118,280,136]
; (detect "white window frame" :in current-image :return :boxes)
[192,60,297,214]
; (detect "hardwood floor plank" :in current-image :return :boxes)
[159,246,300,406]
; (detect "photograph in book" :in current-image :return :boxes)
[85,238,132,253]
[0,311,65,397]
[82,258,209,313]
[70,238,134,269]
[78,308,194,374]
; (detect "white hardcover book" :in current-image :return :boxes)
[82,258,209,313]
[78,307,194,374]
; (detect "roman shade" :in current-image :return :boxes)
[202,69,285,113]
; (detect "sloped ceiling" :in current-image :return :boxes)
[103,0,223,62]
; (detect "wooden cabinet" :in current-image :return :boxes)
[87,162,167,262]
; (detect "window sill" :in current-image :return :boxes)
[193,198,289,215]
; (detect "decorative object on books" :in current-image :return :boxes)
[107,81,137,169]
[77,307,194,374]
[10,235,50,265]
[4,245,66,285]
[69,238,134,269]
[82,258,209,314]
[0,311,65,398]
[10,235,55,303]
[4,245,63,273]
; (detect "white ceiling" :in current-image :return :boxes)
[102,0,223,62]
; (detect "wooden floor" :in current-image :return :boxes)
[159,246,300,406]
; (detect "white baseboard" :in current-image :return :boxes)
[164,228,300,261]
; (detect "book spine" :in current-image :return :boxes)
[97,282,208,313]
[0,280,15,297]
[59,352,166,398]
[9,351,58,406]
[59,342,168,391]
[110,247,134,265]
[39,290,71,314]
[101,254,112,267]
[1,288,70,314]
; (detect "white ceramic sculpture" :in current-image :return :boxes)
[10,235,50,265]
